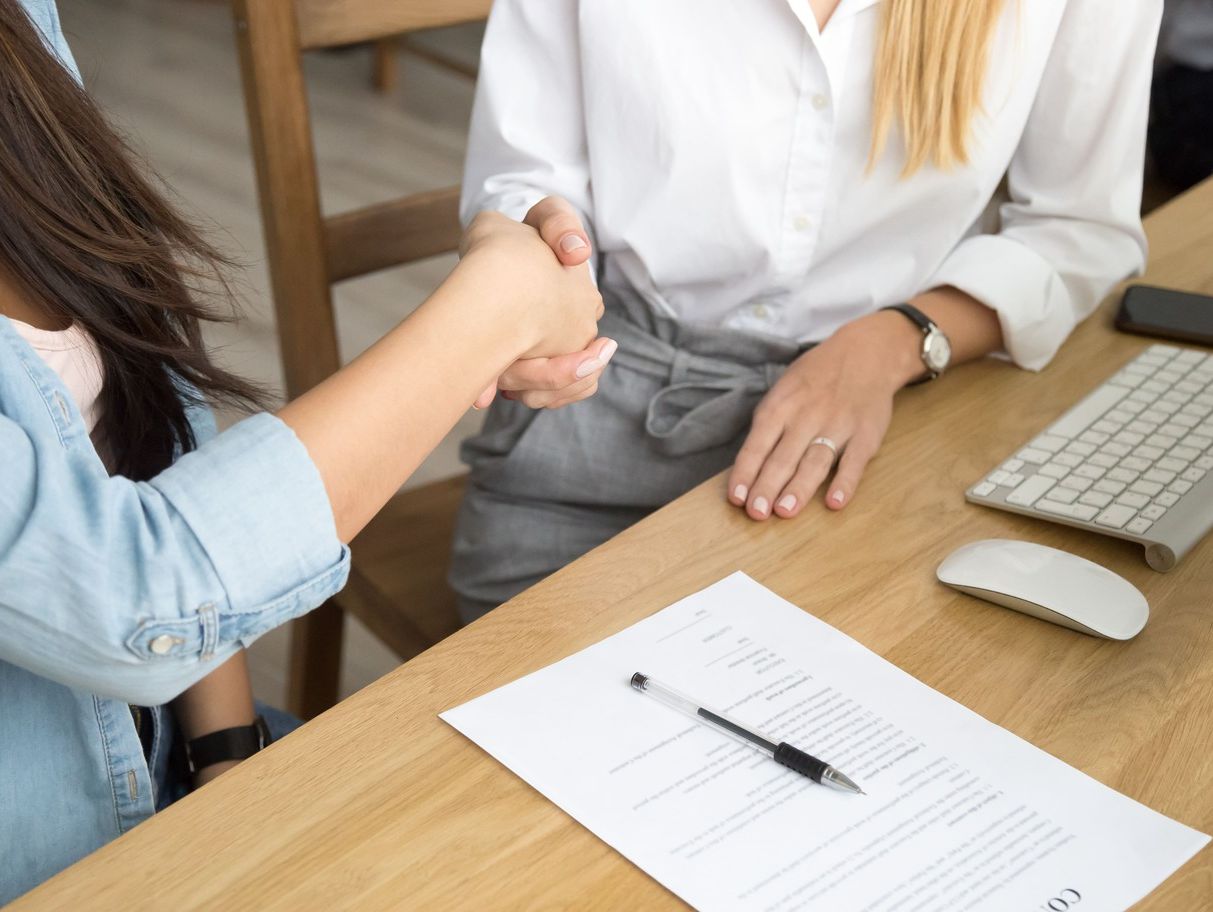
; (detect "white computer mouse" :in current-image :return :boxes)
[936,539,1149,640]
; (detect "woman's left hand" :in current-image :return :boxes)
[727,310,923,520]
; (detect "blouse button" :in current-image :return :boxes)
[149,635,176,656]
[812,93,829,111]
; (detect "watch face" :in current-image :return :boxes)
[924,331,952,373]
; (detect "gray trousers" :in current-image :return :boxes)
[448,281,806,622]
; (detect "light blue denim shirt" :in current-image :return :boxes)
[0,4,351,901]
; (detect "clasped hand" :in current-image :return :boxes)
[464,196,616,411]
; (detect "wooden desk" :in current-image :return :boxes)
[16,179,1213,911]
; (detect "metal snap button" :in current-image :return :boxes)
[149,634,176,656]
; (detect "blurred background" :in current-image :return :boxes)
[54,0,1211,707]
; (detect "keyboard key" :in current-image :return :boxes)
[1073,465,1105,480]
[1177,380,1202,394]
[1001,458,1025,473]
[1029,435,1068,453]
[1091,419,1123,434]
[1148,344,1181,356]
[972,481,996,497]
[1126,517,1154,535]
[1143,469,1176,485]
[1119,456,1151,472]
[1147,434,1178,449]
[1133,445,1164,460]
[1163,391,1191,405]
[1054,452,1084,467]
[1141,409,1171,423]
[1150,402,1179,416]
[987,470,1009,485]
[1159,423,1187,438]
[1170,480,1194,495]
[1059,476,1092,492]
[1039,463,1069,479]
[1094,480,1127,495]
[1140,504,1167,521]
[1089,453,1118,468]
[1079,431,1109,446]
[1127,420,1158,435]
[1049,486,1080,504]
[1079,491,1113,508]
[1175,348,1204,363]
[1185,402,1213,418]
[1006,475,1056,506]
[1183,434,1211,450]
[1198,456,1213,470]
[1116,492,1151,509]
[1004,473,1025,487]
[1119,400,1146,414]
[1047,384,1128,438]
[1105,409,1134,424]
[1157,457,1187,473]
[1096,504,1138,528]
[1129,480,1163,497]
[1129,389,1158,405]
[1182,467,1207,483]
[1016,448,1050,465]
[1174,414,1201,428]
[1037,500,1100,522]
[1143,380,1169,394]
[1101,442,1131,457]
[1156,371,1183,385]
[1156,492,1180,507]
[1171,445,1201,461]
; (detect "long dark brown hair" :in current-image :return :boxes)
[0,1,262,480]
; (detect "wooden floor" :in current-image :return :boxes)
[56,0,485,706]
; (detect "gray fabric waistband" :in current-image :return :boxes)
[599,281,807,457]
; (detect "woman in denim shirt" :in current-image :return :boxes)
[0,1,606,901]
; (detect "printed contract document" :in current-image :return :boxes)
[442,574,1208,911]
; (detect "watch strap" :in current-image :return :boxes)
[185,715,271,774]
[880,303,935,335]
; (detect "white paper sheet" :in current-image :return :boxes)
[442,573,1208,911]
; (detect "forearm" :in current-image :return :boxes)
[171,649,255,737]
[277,253,531,543]
[842,286,1006,390]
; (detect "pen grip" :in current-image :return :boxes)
[773,743,828,783]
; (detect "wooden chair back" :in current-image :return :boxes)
[231,0,492,717]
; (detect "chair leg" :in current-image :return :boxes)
[287,599,345,720]
[372,38,398,93]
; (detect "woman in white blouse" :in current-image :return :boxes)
[449,0,1162,619]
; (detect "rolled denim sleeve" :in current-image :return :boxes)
[0,412,348,707]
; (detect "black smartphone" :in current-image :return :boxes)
[1114,284,1213,347]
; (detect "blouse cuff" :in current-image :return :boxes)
[929,234,1074,372]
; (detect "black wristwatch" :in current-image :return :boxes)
[880,303,952,383]
[185,715,272,775]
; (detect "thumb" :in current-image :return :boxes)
[523,195,592,267]
[472,381,496,411]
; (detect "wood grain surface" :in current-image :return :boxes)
[13,180,1213,910]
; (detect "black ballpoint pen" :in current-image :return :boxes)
[630,672,864,794]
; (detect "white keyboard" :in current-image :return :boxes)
[967,344,1213,571]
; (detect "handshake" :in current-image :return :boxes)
[460,196,616,413]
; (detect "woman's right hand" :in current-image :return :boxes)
[460,204,604,361]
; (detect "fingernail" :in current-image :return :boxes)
[752,496,769,517]
[732,484,748,503]
[599,339,618,364]
[576,358,603,379]
[777,494,796,513]
[829,490,846,506]
[560,234,588,253]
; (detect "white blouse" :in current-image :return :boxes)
[463,0,1162,370]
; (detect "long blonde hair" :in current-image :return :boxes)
[870,0,1006,175]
